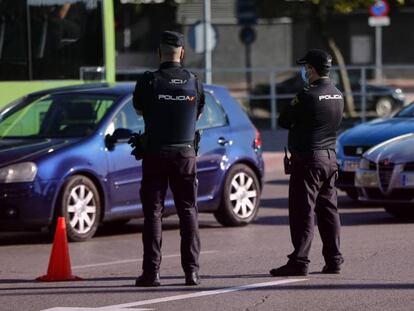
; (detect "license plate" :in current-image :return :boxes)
[343,160,360,172]
[401,174,414,187]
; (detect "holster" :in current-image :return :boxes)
[284,147,292,175]
[128,131,148,160]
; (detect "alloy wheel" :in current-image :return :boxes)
[229,172,258,219]
[67,184,97,234]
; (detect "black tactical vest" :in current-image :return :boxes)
[144,69,198,147]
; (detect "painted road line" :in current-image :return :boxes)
[100,278,308,310]
[72,250,218,270]
[40,278,307,311]
[41,308,153,311]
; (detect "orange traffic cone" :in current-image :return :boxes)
[37,217,82,282]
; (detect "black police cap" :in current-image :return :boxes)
[160,31,184,47]
[296,49,332,70]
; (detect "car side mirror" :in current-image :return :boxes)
[105,128,132,150]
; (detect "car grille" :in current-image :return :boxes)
[403,162,414,171]
[365,188,414,201]
[343,146,372,156]
[378,161,394,191]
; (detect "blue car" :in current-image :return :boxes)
[0,83,264,241]
[336,101,414,199]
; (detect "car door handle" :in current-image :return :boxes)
[217,137,231,146]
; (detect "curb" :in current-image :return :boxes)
[262,152,284,173]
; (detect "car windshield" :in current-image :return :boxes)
[0,93,117,138]
[394,102,414,118]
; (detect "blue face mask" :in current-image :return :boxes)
[300,66,309,84]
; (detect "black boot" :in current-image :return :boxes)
[185,271,200,285]
[321,264,341,274]
[269,263,308,277]
[135,272,161,287]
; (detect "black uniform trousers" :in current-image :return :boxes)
[140,147,200,274]
[287,150,344,267]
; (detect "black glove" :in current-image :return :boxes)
[128,132,141,148]
[128,131,147,160]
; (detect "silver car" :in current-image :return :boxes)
[355,133,414,217]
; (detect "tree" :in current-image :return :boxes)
[257,0,405,117]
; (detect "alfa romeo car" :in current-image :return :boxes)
[355,133,414,217]
[336,101,414,200]
[0,83,264,241]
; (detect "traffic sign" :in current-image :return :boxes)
[236,0,257,25]
[239,26,256,45]
[368,16,390,27]
[369,0,390,17]
[188,21,218,54]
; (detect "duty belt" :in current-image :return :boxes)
[292,149,336,159]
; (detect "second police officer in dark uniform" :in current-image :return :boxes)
[133,31,205,287]
[270,49,345,276]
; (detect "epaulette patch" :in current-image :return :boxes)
[290,96,299,106]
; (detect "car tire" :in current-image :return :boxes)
[57,175,102,242]
[384,206,414,218]
[214,164,260,226]
[375,97,395,117]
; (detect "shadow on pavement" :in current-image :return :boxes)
[265,179,289,186]
[255,209,413,227]
[0,220,220,246]
[2,281,414,296]
[0,274,270,289]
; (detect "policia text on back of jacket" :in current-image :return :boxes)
[270,49,345,277]
[132,31,205,287]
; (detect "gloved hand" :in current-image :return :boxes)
[128,132,141,148]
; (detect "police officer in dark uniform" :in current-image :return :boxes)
[133,31,205,286]
[270,49,344,276]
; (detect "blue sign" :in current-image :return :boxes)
[369,0,389,17]
[236,0,257,25]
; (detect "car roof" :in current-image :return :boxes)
[28,82,223,98]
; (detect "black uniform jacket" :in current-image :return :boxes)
[133,62,205,120]
[278,78,344,152]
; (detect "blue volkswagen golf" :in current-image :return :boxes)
[0,83,264,241]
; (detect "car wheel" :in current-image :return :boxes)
[214,164,260,226]
[58,175,101,242]
[384,206,414,218]
[375,97,394,117]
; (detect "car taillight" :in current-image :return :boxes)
[254,128,262,150]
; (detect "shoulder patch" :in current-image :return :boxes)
[290,96,299,106]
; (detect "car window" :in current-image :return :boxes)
[395,102,414,118]
[107,99,144,135]
[197,93,228,130]
[0,94,116,138]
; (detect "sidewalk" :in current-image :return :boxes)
[259,129,287,172]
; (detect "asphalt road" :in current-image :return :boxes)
[1,168,414,311]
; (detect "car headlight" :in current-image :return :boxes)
[393,88,405,100]
[0,162,38,183]
[359,158,371,170]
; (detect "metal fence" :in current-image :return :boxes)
[117,64,414,129]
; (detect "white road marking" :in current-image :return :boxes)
[40,278,307,311]
[41,308,153,311]
[101,278,307,310]
[72,250,218,270]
